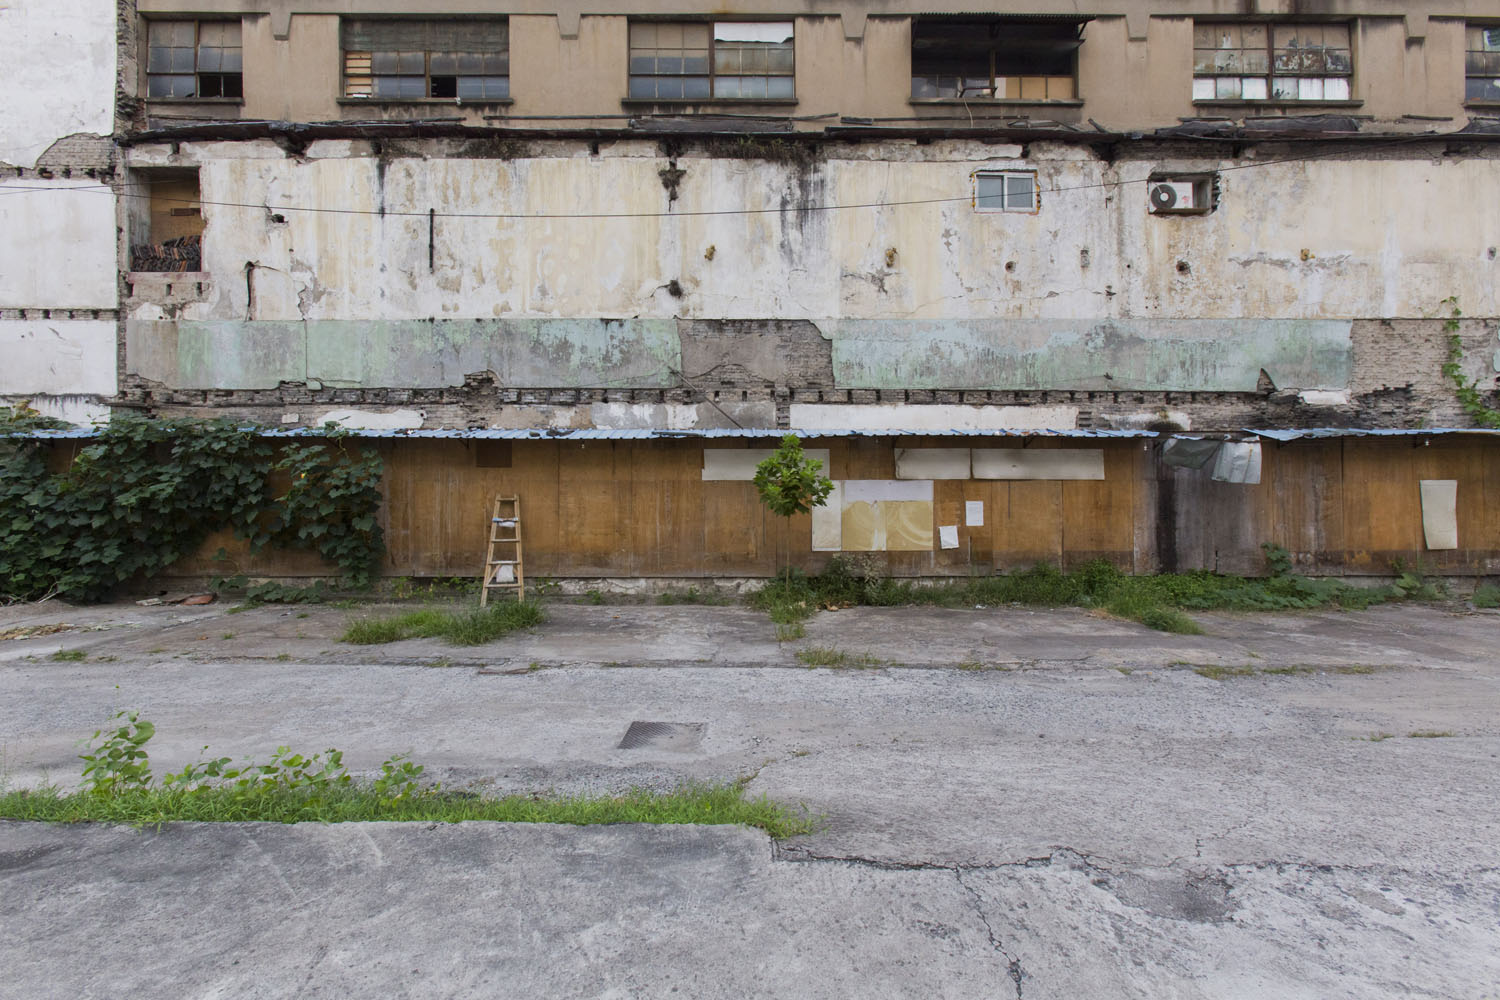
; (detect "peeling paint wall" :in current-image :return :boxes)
[0,0,115,170]
[121,139,1500,415]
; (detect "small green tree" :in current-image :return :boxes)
[753,435,835,585]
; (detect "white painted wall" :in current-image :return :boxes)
[0,0,116,169]
[0,181,119,309]
[0,320,118,413]
[127,139,1500,326]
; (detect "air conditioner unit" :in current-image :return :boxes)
[1148,181,1197,213]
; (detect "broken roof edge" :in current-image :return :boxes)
[117,118,1500,149]
[14,426,1500,442]
[10,426,1155,441]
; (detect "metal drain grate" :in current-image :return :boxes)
[618,721,705,751]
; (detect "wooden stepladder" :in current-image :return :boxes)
[480,496,524,605]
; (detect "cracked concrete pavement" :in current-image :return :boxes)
[2,598,1498,998]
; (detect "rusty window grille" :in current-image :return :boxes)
[1192,22,1352,102]
[628,22,794,100]
[342,20,509,101]
[146,20,242,99]
[1467,25,1500,103]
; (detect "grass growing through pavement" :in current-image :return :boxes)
[795,646,882,669]
[0,712,814,839]
[0,781,814,838]
[750,552,1438,635]
[341,600,544,646]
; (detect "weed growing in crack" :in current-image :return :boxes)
[0,713,816,837]
[342,601,543,647]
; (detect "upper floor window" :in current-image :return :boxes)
[628,22,794,100]
[911,19,1082,102]
[1468,25,1500,103]
[146,20,242,99]
[1192,23,1351,102]
[342,19,509,100]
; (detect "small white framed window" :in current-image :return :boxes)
[974,170,1038,213]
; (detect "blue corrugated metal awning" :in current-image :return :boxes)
[14,425,1500,442]
[9,426,1159,441]
[1249,428,1500,441]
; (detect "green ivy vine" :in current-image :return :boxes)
[0,408,385,603]
[1439,297,1500,429]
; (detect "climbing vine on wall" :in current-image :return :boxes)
[0,409,385,603]
[1439,297,1500,429]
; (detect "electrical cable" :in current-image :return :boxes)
[0,133,1442,220]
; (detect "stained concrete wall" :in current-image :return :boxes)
[0,182,119,310]
[0,320,118,425]
[122,139,1498,406]
[0,0,116,170]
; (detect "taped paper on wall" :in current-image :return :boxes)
[965,501,984,527]
[1419,480,1458,550]
[812,481,843,551]
[939,525,959,549]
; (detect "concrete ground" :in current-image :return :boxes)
[1,597,1498,999]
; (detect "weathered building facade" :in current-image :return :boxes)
[6,1,1500,580]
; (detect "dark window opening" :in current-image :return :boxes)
[911,18,1083,102]
[131,169,204,272]
[146,20,242,100]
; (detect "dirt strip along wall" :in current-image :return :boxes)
[153,435,1500,583]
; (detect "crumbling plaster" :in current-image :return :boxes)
[126,140,1499,329]
[122,138,1500,402]
[0,0,116,170]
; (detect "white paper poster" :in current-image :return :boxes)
[965,501,984,527]
[939,525,959,549]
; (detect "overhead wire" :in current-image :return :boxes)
[0,132,1443,220]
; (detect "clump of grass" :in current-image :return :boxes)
[1193,664,1256,681]
[1358,732,1396,742]
[342,601,544,646]
[796,646,882,669]
[1408,730,1456,739]
[1472,584,1500,609]
[49,649,87,662]
[748,551,1432,636]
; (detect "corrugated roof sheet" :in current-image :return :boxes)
[1249,428,1500,441]
[13,426,1500,442]
[10,426,1158,441]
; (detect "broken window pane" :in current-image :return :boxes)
[1466,24,1500,103]
[910,18,1081,102]
[628,21,791,101]
[343,19,509,101]
[1193,20,1351,102]
[146,20,242,100]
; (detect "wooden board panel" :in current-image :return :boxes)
[630,442,704,576]
[996,480,1063,570]
[1061,444,1135,568]
[1342,438,1419,570]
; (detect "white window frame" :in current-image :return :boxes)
[973,170,1038,214]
